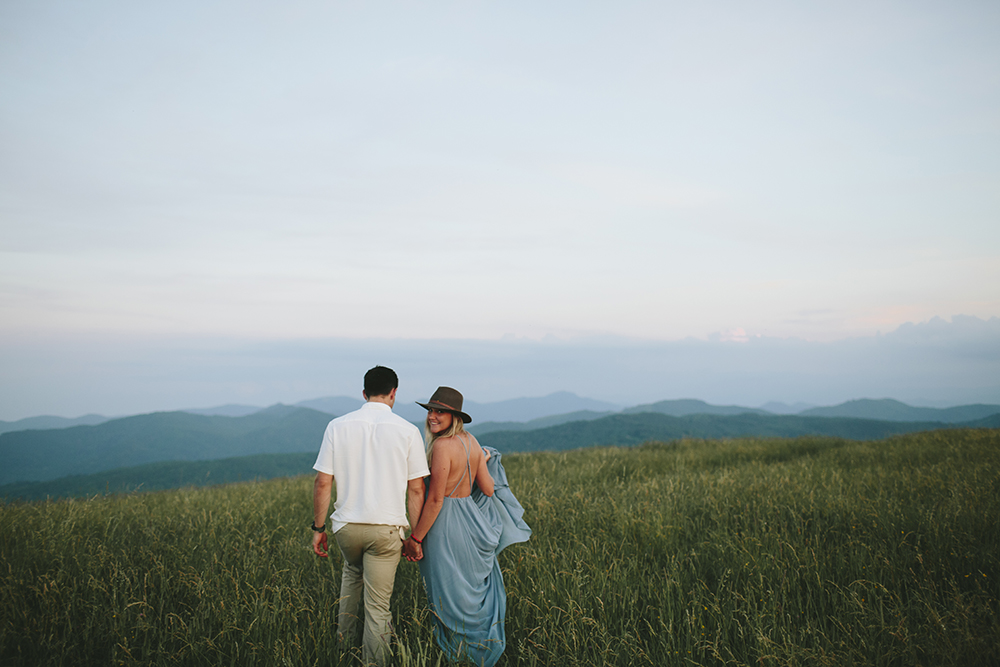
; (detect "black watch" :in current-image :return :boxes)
[311,522,326,533]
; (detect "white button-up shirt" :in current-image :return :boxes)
[313,401,429,533]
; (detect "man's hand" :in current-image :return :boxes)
[312,472,333,558]
[402,537,423,562]
[313,530,329,557]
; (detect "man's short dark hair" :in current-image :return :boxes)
[364,366,398,397]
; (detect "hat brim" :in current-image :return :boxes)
[416,401,472,424]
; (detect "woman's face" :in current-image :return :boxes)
[426,408,454,434]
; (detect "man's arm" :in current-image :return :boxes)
[403,477,426,561]
[402,426,431,561]
[312,472,333,557]
[407,476,425,531]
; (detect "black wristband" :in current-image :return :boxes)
[311,522,326,533]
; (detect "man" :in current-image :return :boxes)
[311,366,429,666]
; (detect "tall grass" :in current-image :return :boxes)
[2,429,998,666]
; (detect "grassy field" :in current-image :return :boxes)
[2,429,998,666]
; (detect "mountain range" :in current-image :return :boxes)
[4,407,999,502]
[0,391,618,435]
[797,398,1000,423]
[0,413,111,436]
[2,394,999,500]
[478,411,1000,453]
[294,391,622,425]
[7,394,998,436]
[0,405,331,486]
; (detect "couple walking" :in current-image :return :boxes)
[311,366,531,666]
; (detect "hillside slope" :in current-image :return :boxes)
[0,414,110,436]
[799,398,1000,422]
[0,452,317,501]
[4,414,997,502]
[477,412,962,452]
[0,406,332,485]
[622,399,769,417]
[469,410,614,435]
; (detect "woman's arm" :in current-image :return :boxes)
[410,443,452,542]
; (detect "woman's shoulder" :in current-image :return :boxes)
[432,432,478,454]
[437,431,476,443]
[430,434,463,453]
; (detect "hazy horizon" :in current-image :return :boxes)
[2,314,997,422]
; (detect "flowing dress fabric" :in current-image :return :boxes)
[476,447,532,553]
[419,443,531,667]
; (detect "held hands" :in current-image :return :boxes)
[402,537,424,562]
[314,529,423,560]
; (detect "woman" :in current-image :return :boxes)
[405,387,531,667]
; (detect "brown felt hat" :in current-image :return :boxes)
[416,386,472,423]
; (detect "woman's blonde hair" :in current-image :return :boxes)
[424,412,466,459]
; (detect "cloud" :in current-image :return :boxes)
[710,328,751,343]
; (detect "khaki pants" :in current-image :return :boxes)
[334,523,403,667]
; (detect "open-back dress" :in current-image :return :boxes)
[418,437,532,667]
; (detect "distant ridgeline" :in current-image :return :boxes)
[2,398,998,502]
[0,405,333,486]
[477,411,1000,452]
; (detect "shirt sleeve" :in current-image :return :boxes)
[405,427,430,479]
[313,423,335,475]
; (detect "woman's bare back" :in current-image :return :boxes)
[431,433,493,498]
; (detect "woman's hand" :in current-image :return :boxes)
[402,537,424,561]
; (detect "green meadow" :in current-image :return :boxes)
[2,429,998,666]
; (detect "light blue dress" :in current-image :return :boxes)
[419,440,532,667]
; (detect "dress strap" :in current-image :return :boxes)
[445,433,474,498]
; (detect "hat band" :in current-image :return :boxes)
[434,400,460,412]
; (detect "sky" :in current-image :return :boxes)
[1,1,999,420]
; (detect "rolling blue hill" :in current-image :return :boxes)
[468,410,614,435]
[799,398,1000,423]
[6,410,998,502]
[0,413,110,436]
[0,452,318,501]
[475,412,982,453]
[622,399,770,417]
[0,405,332,485]
[4,395,999,503]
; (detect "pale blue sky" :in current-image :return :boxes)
[1,2,999,419]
